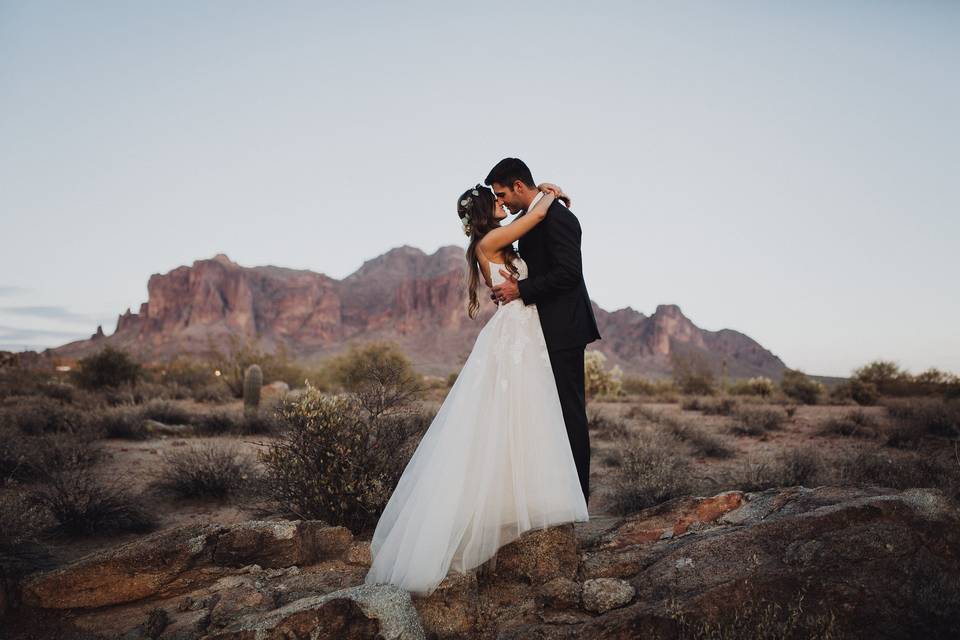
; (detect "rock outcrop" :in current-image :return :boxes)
[45,247,786,378]
[4,486,959,639]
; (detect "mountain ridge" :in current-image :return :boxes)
[47,246,787,378]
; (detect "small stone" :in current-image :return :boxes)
[582,578,635,613]
[536,577,581,609]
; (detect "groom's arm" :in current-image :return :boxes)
[517,204,582,305]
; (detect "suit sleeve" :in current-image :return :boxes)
[517,206,582,305]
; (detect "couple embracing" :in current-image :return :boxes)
[365,157,601,595]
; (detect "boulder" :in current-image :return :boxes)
[581,578,635,613]
[21,520,351,610]
[207,583,425,640]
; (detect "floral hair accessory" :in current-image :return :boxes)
[458,184,483,236]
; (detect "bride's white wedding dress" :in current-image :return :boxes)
[363,256,589,596]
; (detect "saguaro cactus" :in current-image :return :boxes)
[243,364,263,415]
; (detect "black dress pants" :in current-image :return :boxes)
[547,345,590,505]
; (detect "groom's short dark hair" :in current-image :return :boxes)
[485,158,535,189]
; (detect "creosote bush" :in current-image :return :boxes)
[72,346,142,390]
[261,382,428,533]
[730,407,787,437]
[780,369,824,405]
[609,432,695,514]
[157,445,252,499]
[29,470,156,536]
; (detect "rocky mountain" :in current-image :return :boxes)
[47,246,786,378]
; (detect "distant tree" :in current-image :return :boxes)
[780,369,824,405]
[73,346,142,390]
[670,351,715,395]
[326,342,423,420]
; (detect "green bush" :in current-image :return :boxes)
[884,398,960,439]
[727,376,776,397]
[817,410,880,438]
[326,342,423,419]
[585,350,623,399]
[207,335,310,398]
[622,376,676,396]
[0,396,88,435]
[730,408,787,436]
[671,352,716,395]
[72,346,142,390]
[260,384,427,533]
[780,369,823,405]
[93,406,147,439]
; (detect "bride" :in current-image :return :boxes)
[363,181,589,596]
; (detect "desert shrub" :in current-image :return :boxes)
[730,408,787,437]
[780,369,823,405]
[0,491,50,547]
[609,433,694,514]
[29,470,156,536]
[622,376,675,397]
[848,379,880,406]
[587,411,629,440]
[631,405,732,457]
[848,360,960,398]
[261,383,427,533]
[193,410,241,436]
[728,448,822,491]
[671,352,716,395]
[72,346,142,390]
[208,335,311,398]
[193,383,231,403]
[0,396,88,435]
[883,422,926,450]
[884,398,960,439]
[155,357,219,394]
[326,342,423,417]
[625,404,662,422]
[1,430,97,482]
[662,415,733,459]
[584,350,622,399]
[817,409,880,439]
[240,412,282,435]
[140,399,194,426]
[828,447,959,500]
[157,445,252,499]
[91,405,147,439]
[727,376,776,398]
[684,396,738,416]
[0,365,55,399]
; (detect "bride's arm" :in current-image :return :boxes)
[477,186,562,255]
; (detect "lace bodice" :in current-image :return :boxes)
[489,256,529,287]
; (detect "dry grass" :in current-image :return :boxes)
[155,444,254,499]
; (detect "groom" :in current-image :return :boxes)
[486,158,601,506]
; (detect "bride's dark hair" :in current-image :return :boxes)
[457,184,520,319]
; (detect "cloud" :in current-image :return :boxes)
[0,286,31,297]
[0,325,91,342]
[0,305,96,323]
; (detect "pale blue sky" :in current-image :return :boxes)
[1,1,957,376]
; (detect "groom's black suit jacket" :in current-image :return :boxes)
[516,199,601,351]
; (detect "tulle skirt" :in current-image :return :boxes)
[363,298,589,596]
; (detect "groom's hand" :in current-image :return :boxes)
[491,269,520,304]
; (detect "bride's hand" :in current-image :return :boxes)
[538,182,572,208]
